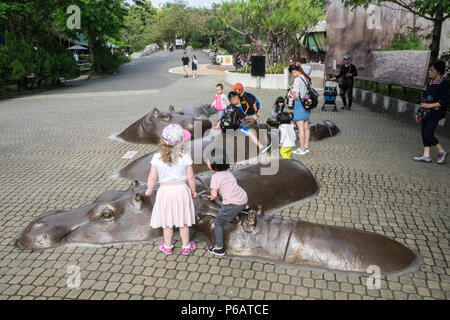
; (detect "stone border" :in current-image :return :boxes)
[224,69,289,90]
[353,88,450,137]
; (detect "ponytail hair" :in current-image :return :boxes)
[288,63,311,83]
[158,139,184,165]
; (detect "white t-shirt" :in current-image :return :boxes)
[279,124,296,147]
[292,75,308,99]
[151,152,193,183]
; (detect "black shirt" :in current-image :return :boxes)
[221,104,245,130]
[336,63,358,84]
[424,78,449,112]
[239,92,257,115]
[182,57,189,65]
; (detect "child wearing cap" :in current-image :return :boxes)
[145,124,197,256]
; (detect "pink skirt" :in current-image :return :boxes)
[150,181,196,229]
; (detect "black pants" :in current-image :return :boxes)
[421,110,445,147]
[340,83,353,107]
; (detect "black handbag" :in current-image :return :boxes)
[416,107,430,120]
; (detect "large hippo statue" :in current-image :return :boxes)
[17,160,419,275]
[117,106,212,144]
[118,120,274,181]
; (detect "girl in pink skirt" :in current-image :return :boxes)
[145,124,197,255]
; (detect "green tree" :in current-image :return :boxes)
[342,0,450,65]
[219,0,323,66]
[54,0,127,72]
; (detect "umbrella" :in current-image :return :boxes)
[68,45,88,50]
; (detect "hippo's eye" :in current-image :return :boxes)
[99,208,116,221]
[161,114,172,121]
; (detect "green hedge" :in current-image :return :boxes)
[188,41,203,49]
[92,44,130,74]
[0,33,80,91]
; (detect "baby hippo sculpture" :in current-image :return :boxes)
[118,119,274,181]
[17,160,419,275]
[117,105,212,144]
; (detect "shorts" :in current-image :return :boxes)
[222,125,249,136]
[293,98,310,121]
[192,64,197,71]
[183,65,188,72]
[280,147,294,159]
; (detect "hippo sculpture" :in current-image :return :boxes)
[17,159,419,275]
[266,118,340,141]
[118,120,274,181]
[116,105,212,144]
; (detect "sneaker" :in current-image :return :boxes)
[413,155,432,163]
[182,241,197,255]
[260,143,272,154]
[304,148,310,154]
[159,242,173,255]
[208,246,225,256]
[437,151,449,164]
[340,105,347,110]
[293,148,306,155]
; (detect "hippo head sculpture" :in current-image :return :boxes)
[177,103,217,119]
[118,119,274,182]
[17,159,420,275]
[310,120,340,141]
[117,107,212,144]
[17,181,163,249]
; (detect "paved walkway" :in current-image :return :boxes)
[0,50,449,300]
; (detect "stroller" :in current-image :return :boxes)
[322,81,338,112]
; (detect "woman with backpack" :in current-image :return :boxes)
[288,63,313,156]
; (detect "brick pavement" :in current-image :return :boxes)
[0,50,449,300]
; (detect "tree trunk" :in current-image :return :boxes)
[429,5,443,66]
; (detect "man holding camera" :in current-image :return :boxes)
[331,54,358,110]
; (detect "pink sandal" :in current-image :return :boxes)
[159,242,173,255]
[182,241,197,255]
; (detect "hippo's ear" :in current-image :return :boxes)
[151,108,160,118]
[131,180,139,190]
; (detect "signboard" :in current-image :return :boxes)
[216,55,233,66]
[175,39,183,46]
[122,151,138,159]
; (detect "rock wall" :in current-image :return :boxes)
[370,50,430,87]
[326,0,432,80]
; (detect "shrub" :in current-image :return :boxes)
[188,41,203,49]
[92,44,129,74]
[0,33,80,91]
[381,28,427,51]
